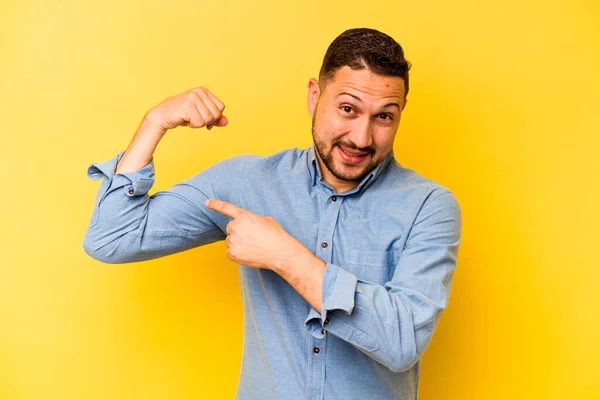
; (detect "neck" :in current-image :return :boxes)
[314,149,360,194]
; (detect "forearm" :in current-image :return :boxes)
[273,250,327,311]
[320,269,437,372]
[302,191,461,372]
[276,252,429,372]
[115,115,165,174]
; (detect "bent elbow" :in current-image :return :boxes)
[82,234,132,264]
[82,237,117,264]
[388,353,422,373]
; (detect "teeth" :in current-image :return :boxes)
[340,147,365,157]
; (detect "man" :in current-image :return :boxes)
[83,28,462,400]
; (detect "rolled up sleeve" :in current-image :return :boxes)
[87,150,154,198]
[82,150,250,264]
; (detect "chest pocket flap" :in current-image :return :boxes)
[345,249,398,285]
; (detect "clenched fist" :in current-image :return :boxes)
[145,86,228,132]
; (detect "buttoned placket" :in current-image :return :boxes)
[305,192,343,400]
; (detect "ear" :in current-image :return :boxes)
[307,78,321,118]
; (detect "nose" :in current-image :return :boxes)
[347,117,374,150]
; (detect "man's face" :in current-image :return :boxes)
[307,66,407,189]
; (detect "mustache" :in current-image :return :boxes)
[333,140,374,154]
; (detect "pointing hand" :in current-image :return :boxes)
[205,198,312,271]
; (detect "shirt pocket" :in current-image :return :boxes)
[344,249,398,285]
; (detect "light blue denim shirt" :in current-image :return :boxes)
[83,144,462,400]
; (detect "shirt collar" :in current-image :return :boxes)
[306,143,395,196]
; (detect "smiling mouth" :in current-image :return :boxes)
[339,145,369,157]
[336,145,370,164]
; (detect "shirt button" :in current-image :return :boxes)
[321,242,328,248]
[313,346,320,354]
[331,196,337,202]
[324,318,330,325]
[321,329,326,335]
[128,189,134,195]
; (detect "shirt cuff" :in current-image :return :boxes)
[304,262,358,337]
[87,150,155,199]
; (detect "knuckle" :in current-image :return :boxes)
[195,87,209,98]
[182,103,191,112]
[189,117,205,128]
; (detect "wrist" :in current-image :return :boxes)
[140,112,168,138]
[273,247,325,282]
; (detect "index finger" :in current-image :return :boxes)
[205,89,225,111]
[205,198,244,219]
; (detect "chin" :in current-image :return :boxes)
[331,162,370,182]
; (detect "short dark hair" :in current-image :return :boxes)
[318,28,412,99]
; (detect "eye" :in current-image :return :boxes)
[341,105,354,114]
[378,113,393,120]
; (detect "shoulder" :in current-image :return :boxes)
[225,147,307,173]
[197,147,307,191]
[383,158,461,212]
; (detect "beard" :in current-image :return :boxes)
[311,112,381,183]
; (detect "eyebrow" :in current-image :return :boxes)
[337,92,400,110]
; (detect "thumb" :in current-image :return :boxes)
[214,115,228,127]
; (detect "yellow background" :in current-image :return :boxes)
[1,0,599,398]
